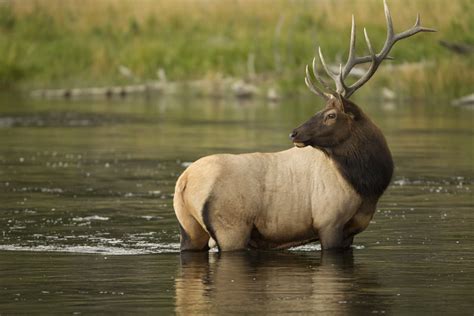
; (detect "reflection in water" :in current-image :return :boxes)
[175,250,391,315]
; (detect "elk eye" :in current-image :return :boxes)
[327,113,336,119]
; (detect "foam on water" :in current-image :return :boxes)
[0,242,366,254]
[0,243,181,255]
[289,244,366,251]
[72,215,110,222]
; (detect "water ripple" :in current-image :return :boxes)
[0,243,180,255]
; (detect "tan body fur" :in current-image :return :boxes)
[174,146,374,251]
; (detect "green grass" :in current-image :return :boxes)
[0,0,472,99]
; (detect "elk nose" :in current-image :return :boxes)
[289,130,298,140]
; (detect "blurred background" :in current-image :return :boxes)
[0,0,472,100]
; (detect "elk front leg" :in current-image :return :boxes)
[341,235,354,249]
[214,224,252,252]
[318,226,347,250]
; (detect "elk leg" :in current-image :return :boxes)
[213,225,252,252]
[318,226,346,250]
[178,218,210,252]
[341,235,354,248]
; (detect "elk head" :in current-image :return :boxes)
[290,95,361,148]
[291,0,435,150]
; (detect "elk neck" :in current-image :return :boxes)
[324,114,394,200]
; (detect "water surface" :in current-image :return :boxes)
[0,94,473,314]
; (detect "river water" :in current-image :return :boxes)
[0,94,472,314]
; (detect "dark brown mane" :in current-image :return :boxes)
[328,99,394,199]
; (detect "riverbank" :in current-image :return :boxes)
[0,0,472,99]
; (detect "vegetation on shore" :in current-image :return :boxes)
[0,0,472,99]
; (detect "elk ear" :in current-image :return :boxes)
[340,97,362,120]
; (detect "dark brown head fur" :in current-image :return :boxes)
[290,95,393,199]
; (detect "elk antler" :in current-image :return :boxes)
[305,0,436,100]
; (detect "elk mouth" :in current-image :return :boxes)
[290,131,310,148]
[293,140,309,148]
[290,134,310,148]
[293,142,306,148]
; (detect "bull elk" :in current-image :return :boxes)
[173,0,435,251]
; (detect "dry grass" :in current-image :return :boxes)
[1,0,473,98]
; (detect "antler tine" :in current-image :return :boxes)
[340,15,357,84]
[318,47,336,80]
[384,0,395,38]
[415,13,421,27]
[319,47,345,93]
[393,13,436,41]
[337,63,349,94]
[363,28,376,59]
[347,15,357,64]
[305,65,330,100]
[312,57,333,92]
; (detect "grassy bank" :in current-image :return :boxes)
[0,0,472,99]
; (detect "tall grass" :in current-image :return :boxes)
[0,0,472,98]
